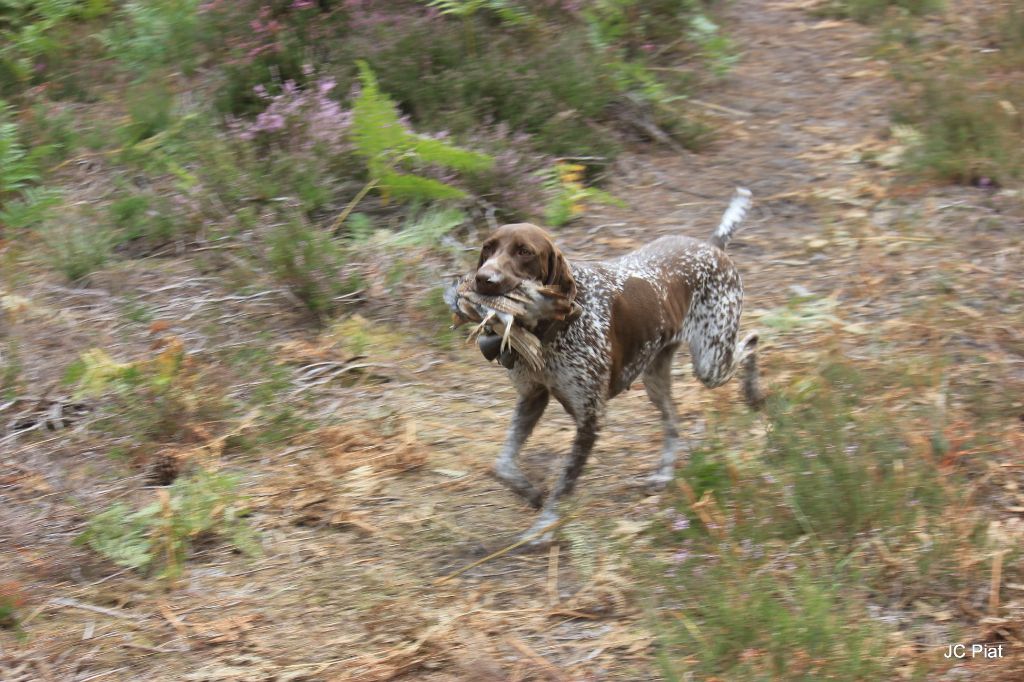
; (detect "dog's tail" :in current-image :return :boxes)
[709,187,752,250]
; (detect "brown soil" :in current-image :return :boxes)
[2,1,1022,680]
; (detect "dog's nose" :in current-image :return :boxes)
[475,270,502,294]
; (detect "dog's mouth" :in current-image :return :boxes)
[473,275,521,297]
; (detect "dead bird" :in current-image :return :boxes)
[444,275,582,371]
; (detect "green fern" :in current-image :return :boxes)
[391,205,467,247]
[0,0,105,84]
[0,100,40,197]
[352,60,492,201]
[0,186,60,228]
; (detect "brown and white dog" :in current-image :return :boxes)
[473,189,761,542]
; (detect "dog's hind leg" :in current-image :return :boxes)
[643,343,682,490]
[685,270,763,410]
[737,333,765,409]
[492,386,549,508]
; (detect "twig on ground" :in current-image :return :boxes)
[505,635,569,681]
[435,515,574,585]
[50,598,143,621]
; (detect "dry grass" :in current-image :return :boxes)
[2,1,1024,680]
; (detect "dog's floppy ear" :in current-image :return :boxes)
[545,245,577,301]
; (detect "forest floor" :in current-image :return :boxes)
[2,0,1023,680]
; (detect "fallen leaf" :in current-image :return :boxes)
[611,519,650,538]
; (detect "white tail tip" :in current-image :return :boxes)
[711,187,752,249]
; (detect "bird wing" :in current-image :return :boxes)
[505,325,544,372]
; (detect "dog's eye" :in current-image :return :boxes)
[517,246,534,257]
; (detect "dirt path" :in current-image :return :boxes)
[3,1,1022,680]
[566,0,896,248]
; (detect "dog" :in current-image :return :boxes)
[472,189,762,542]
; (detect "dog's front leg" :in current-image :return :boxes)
[520,410,599,544]
[492,387,549,508]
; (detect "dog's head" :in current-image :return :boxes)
[474,223,577,299]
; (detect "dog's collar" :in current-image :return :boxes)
[534,303,582,344]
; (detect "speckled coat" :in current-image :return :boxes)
[513,236,745,417]
[476,189,759,541]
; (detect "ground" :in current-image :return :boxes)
[2,1,1023,680]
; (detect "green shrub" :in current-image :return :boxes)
[75,470,259,579]
[365,23,622,159]
[1,99,63,233]
[818,0,941,23]
[764,361,943,546]
[655,557,891,680]
[108,191,182,247]
[101,0,205,76]
[266,217,360,320]
[0,99,41,196]
[687,13,738,78]
[0,0,111,93]
[644,358,970,680]
[883,1,1024,187]
[68,339,232,442]
[205,1,316,116]
[39,219,113,282]
[900,75,1023,185]
[216,53,309,117]
[24,101,80,160]
[122,82,176,144]
[0,186,61,230]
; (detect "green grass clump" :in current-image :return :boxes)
[763,361,943,546]
[656,558,891,680]
[881,3,1024,186]
[266,217,361,321]
[899,76,1023,185]
[39,220,113,282]
[819,0,941,23]
[643,357,984,680]
[75,469,259,579]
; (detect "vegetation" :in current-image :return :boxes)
[0,0,739,294]
[349,60,494,203]
[819,0,942,23]
[646,354,1003,680]
[76,469,258,579]
[0,1,1019,679]
[882,2,1024,185]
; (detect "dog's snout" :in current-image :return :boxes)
[474,269,505,294]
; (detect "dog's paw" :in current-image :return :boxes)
[517,512,560,548]
[489,464,544,509]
